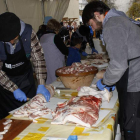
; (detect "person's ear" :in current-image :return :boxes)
[94,12,102,22]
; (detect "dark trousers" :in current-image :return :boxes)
[121,92,140,140]
[0,69,36,119]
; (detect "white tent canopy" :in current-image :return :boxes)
[0,0,70,32]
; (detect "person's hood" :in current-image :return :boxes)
[100,8,140,46]
[19,20,25,36]
[103,8,140,27]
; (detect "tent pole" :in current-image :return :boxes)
[4,0,9,12]
[40,0,45,24]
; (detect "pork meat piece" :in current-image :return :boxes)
[51,95,102,127]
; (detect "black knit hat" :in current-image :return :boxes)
[0,12,21,42]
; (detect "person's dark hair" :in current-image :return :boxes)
[47,19,61,32]
[37,24,56,40]
[39,24,46,31]
[82,1,110,25]
[79,25,90,36]
[60,22,64,26]
[70,32,83,46]
[58,26,70,42]
[71,37,83,46]
[37,24,47,40]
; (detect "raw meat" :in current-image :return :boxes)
[12,85,55,121]
[0,119,12,138]
[81,58,108,65]
[45,84,55,97]
[56,62,95,75]
[51,95,102,127]
[13,94,52,121]
[78,84,113,102]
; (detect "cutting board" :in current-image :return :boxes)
[42,97,111,127]
[55,89,118,109]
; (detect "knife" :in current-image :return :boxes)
[27,98,31,101]
[55,87,71,90]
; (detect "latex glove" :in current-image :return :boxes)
[13,89,27,102]
[36,85,50,102]
[106,86,115,92]
[96,79,115,91]
[92,48,98,54]
[82,51,88,56]
[89,26,93,36]
[96,79,106,91]
[67,135,77,140]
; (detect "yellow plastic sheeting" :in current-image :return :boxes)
[22,133,45,140]
[13,90,119,140]
[38,127,49,132]
[71,127,89,136]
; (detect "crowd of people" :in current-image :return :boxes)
[36,18,98,84]
[1,1,139,139]
[0,11,97,120]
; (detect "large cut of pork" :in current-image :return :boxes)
[51,95,102,127]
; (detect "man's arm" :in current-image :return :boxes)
[0,61,18,92]
[103,26,128,85]
[30,30,47,85]
[87,33,95,49]
[54,34,69,56]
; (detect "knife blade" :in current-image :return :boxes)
[55,87,71,90]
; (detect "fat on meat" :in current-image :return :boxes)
[51,95,102,127]
[12,85,55,120]
[78,84,113,102]
[13,93,52,121]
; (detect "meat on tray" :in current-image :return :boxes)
[87,53,104,59]
[89,59,108,64]
[51,95,102,127]
[13,94,52,121]
[78,84,113,102]
[81,59,108,65]
[12,85,55,121]
[56,62,94,75]
[87,53,109,60]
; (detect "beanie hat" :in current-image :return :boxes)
[0,12,21,42]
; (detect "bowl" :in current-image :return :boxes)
[56,66,98,89]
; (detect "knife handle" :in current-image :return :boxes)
[27,98,30,101]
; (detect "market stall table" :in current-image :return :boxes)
[1,79,119,140]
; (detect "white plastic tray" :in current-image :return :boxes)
[91,63,108,68]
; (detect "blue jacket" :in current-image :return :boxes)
[66,47,81,66]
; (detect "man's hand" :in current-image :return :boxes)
[82,51,88,56]
[13,89,27,102]
[96,79,106,90]
[36,85,50,102]
[96,79,115,91]
[92,48,98,54]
